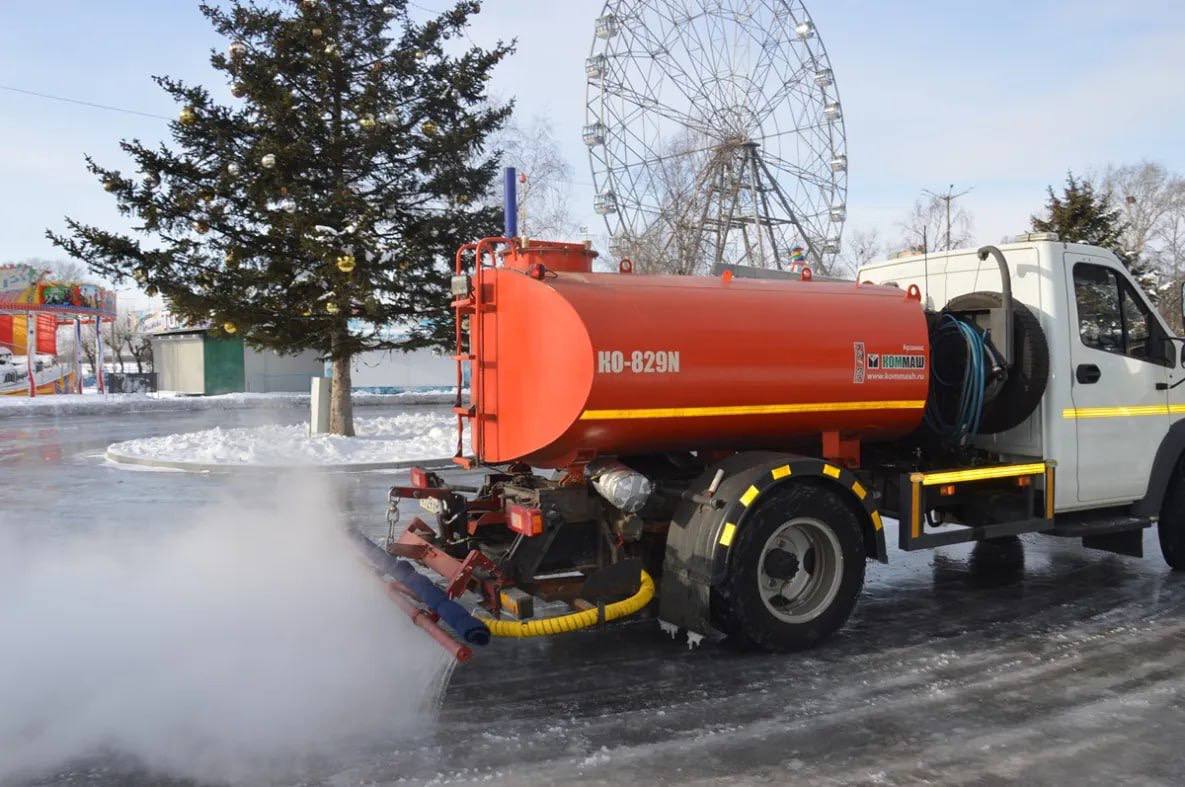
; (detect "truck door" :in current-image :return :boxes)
[1065,255,1172,504]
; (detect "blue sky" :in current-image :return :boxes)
[3,0,1185,288]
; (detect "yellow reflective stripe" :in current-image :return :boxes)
[740,485,760,507]
[822,464,841,479]
[1044,465,1056,519]
[870,511,883,530]
[719,522,738,547]
[851,481,867,500]
[921,462,1047,486]
[1063,404,1185,419]
[910,480,922,538]
[579,400,927,421]
[771,465,792,480]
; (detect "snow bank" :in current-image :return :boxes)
[107,411,465,470]
[0,389,456,419]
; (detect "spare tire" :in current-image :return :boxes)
[945,291,1049,434]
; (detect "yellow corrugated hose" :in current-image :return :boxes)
[481,570,655,638]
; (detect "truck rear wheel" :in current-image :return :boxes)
[1158,459,1185,570]
[714,482,866,651]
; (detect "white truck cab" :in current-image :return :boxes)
[859,234,1184,519]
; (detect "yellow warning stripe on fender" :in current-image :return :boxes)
[919,462,1047,486]
[718,522,738,546]
[1062,404,1185,419]
[579,400,927,421]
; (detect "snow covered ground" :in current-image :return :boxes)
[0,389,454,419]
[106,411,462,469]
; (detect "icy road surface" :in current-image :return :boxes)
[5,406,1185,785]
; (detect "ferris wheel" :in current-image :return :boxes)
[584,0,847,274]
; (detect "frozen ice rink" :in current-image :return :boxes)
[4,406,1185,785]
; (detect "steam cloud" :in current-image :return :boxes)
[0,476,448,784]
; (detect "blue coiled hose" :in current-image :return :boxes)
[925,313,988,443]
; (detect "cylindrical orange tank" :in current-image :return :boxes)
[467,241,930,468]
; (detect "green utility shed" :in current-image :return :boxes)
[152,328,323,394]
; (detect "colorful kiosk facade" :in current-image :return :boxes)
[0,264,117,397]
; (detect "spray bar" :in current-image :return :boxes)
[347,527,491,662]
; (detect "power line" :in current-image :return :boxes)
[0,84,171,121]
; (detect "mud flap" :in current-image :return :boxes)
[659,451,887,639]
[659,452,794,639]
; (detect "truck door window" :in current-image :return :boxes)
[1073,262,1170,365]
[1119,277,1169,364]
[1073,264,1123,353]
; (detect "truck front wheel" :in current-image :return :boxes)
[1158,459,1185,570]
[714,482,866,651]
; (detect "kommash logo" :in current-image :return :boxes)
[854,342,926,382]
[876,354,925,370]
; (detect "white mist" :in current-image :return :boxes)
[0,475,448,784]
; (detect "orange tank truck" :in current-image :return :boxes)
[464,239,930,467]
[386,235,1056,660]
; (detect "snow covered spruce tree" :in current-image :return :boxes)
[49,0,512,434]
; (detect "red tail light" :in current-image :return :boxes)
[506,504,544,537]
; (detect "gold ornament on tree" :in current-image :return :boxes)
[260,153,276,169]
[336,254,356,273]
[325,301,340,314]
[420,120,439,136]
[223,322,238,334]
[359,115,377,131]
[179,107,198,125]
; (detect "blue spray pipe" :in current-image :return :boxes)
[503,166,517,238]
[347,528,491,647]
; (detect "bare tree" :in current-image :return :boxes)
[1154,210,1185,334]
[1099,161,1185,261]
[899,189,974,253]
[120,313,154,374]
[495,117,578,240]
[17,258,89,281]
[609,131,718,275]
[837,226,882,277]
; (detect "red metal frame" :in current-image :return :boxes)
[387,518,503,608]
[383,580,473,663]
[452,237,512,468]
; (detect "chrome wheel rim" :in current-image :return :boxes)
[757,517,843,624]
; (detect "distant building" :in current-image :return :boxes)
[152,328,322,395]
[349,348,456,390]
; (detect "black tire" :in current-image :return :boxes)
[713,482,865,652]
[945,291,1049,434]
[1159,459,1185,570]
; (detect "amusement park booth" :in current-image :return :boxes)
[0,264,116,396]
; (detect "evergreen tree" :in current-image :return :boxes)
[49,0,512,434]
[1032,172,1150,281]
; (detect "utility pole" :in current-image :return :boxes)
[923,184,973,251]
